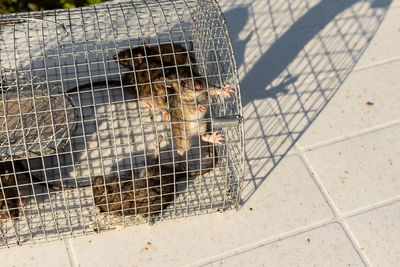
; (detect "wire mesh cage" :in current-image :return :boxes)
[0,0,244,247]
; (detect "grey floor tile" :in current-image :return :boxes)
[209,223,364,267]
[0,239,72,267]
[68,156,332,266]
[305,125,400,213]
[298,59,400,147]
[347,201,400,266]
[355,6,400,68]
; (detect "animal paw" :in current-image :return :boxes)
[202,131,224,145]
[222,85,235,98]
[162,111,171,122]
[197,104,208,112]
[144,100,153,109]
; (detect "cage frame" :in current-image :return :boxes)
[0,0,244,248]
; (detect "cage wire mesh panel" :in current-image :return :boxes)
[0,0,244,247]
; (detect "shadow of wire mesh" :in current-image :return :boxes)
[220,0,392,204]
[0,0,244,248]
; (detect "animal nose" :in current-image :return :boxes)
[194,79,203,90]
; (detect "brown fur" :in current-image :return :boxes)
[69,43,198,121]
[124,60,172,121]
[114,42,196,70]
[92,142,187,219]
[0,160,73,221]
[164,66,232,157]
[0,162,24,220]
[114,43,197,121]
[168,67,209,153]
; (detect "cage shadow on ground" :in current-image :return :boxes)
[222,0,392,205]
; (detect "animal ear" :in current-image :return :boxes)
[164,80,177,88]
[133,55,145,67]
[93,176,105,185]
[115,50,134,69]
[131,47,145,67]
[115,50,128,60]
[3,170,13,183]
[139,169,147,178]
[152,82,166,93]
[19,198,26,207]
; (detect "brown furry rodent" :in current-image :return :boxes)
[113,42,197,121]
[68,42,196,122]
[67,59,172,121]
[0,162,25,220]
[92,138,187,219]
[114,42,196,70]
[119,43,234,163]
[0,159,74,221]
[163,65,234,161]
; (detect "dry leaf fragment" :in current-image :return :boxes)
[365,101,374,107]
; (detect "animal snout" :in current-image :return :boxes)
[194,79,203,90]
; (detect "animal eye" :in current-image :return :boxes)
[181,81,186,87]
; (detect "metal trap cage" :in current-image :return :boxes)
[0,0,244,247]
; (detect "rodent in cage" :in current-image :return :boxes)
[0,0,244,248]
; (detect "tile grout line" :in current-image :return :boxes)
[352,56,400,73]
[190,217,336,267]
[295,144,371,266]
[298,119,400,151]
[343,195,400,219]
[193,119,400,266]
[64,238,78,267]
[297,56,400,92]
[198,1,395,265]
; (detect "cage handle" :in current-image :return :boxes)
[0,17,69,36]
[212,115,243,128]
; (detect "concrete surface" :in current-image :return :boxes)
[1,0,400,266]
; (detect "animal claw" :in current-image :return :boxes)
[222,85,235,98]
[162,111,171,121]
[197,104,207,112]
[213,132,224,144]
[144,101,153,109]
[202,131,224,144]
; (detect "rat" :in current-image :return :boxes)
[0,162,25,220]
[0,160,74,221]
[112,42,198,121]
[163,65,235,167]
[0,160,76,221]
[67,60,172,121]
[114,42,196,70]
[91,137,189,219]
[116,44,234,164]
[66,42,197,122]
